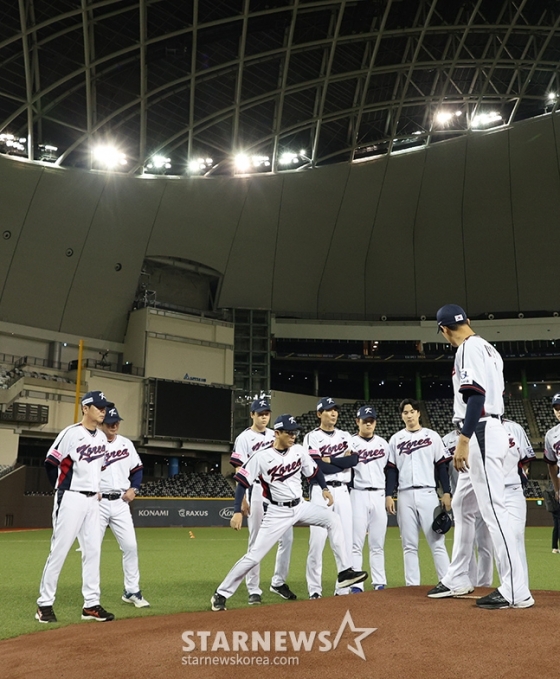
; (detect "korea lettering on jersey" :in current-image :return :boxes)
[234,444,317,504]
[230,428,275,468]
[100,434,143,493]
[304,428,352,483]
[452,335,505,422]
[46,423,107,491]
[350,434,390,490]
[544,423,560,476]
[388,428,450,489]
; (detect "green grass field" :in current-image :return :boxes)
[0,525,556,640]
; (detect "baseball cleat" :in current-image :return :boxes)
[475,589,510,609]
[248,594,262,605]
[122,590,150,608]
[35,605,57,623]
[270,583,297,600]
[211,591,227,611]
[309,593,322,600]
[427,582,474,598]
[81,604,115,621]
[373,584,386,590]
[553,549,559,554]
[350,587,363,594]
[511,596,535,609]
[337,568,368,589]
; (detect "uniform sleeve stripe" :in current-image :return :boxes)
[233,473,250,487]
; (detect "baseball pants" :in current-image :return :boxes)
[306,484,353,596]
[245,498,293,594]
[218,500,350,599]
[351,488,387,589]
[442,419,531,605]
[468,513,494,587]
[38,490,101,608]
[504,483,529,589]
[99,497,141,594]
[397,487,450,586]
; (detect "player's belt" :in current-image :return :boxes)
[101,493,122,500]
[68,490,98,497]
[357,487,383,491]
[268,497,300,508]
[327,481,348,487]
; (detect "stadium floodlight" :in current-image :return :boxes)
[187,157,214,174]
[435,111,453,125]
[92,145,127,169]
[234,153,251,172]
[279,152,299,165]
[548,92,557,101]
[149,155,171,169]
[471,111,502,128]
[251,155,270,168]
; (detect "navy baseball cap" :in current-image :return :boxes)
[357,405,377,420]
[273,414,300,431]
[81,390,110,408]
[251,398,271,413]
[552,394,560,406]
[104,405,123,424]
[436,304,468,332]
[432,506,453,534]
[317,397,339,412]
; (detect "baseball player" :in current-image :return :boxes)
[349,405,390,591]
[385,398,452,586]
[427,304,534,609]
[443,428,493,588]
[99,404,149,608]
[211,414,368,610]
[502,418,534,589]
[543,394,560,543]
[304,397,357,598]
[36,390,115,623]
[230,399,294,604]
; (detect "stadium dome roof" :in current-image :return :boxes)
[2,0,560,173]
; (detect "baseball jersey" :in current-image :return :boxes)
[388,427,450,489]
[502,419,535,487]
[46,424,108,492]
[234,443,317,504]
[452,335,505,422]
[349,433,390,490]
[100,434,143,493]
[544,423,560,476]
[303,427,352,483]
[230,427,275,503]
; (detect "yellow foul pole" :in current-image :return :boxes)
[73,339,85,422]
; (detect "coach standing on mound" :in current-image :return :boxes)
[36,390,115,624]
[427,304,534,609]
[99,404,150,608]
[211,414,368,611]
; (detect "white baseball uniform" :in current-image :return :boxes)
[350,433,390,588]
[544,421,560,471]
[502,419,535,589]
[387,427,451,585]
[304,426,355,596]
[38,423,107,608]
[444,429,493,587]
[99,434,144,594]
[217,443,351,599]
[441,335,532,605]
[230,427,293,593]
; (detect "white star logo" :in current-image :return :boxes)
[289,417,296,424]
[331,610,376,661]
[365,407,372,413]
[99,391,105,400]
[327,398,334,403]
[260,400,267,406]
